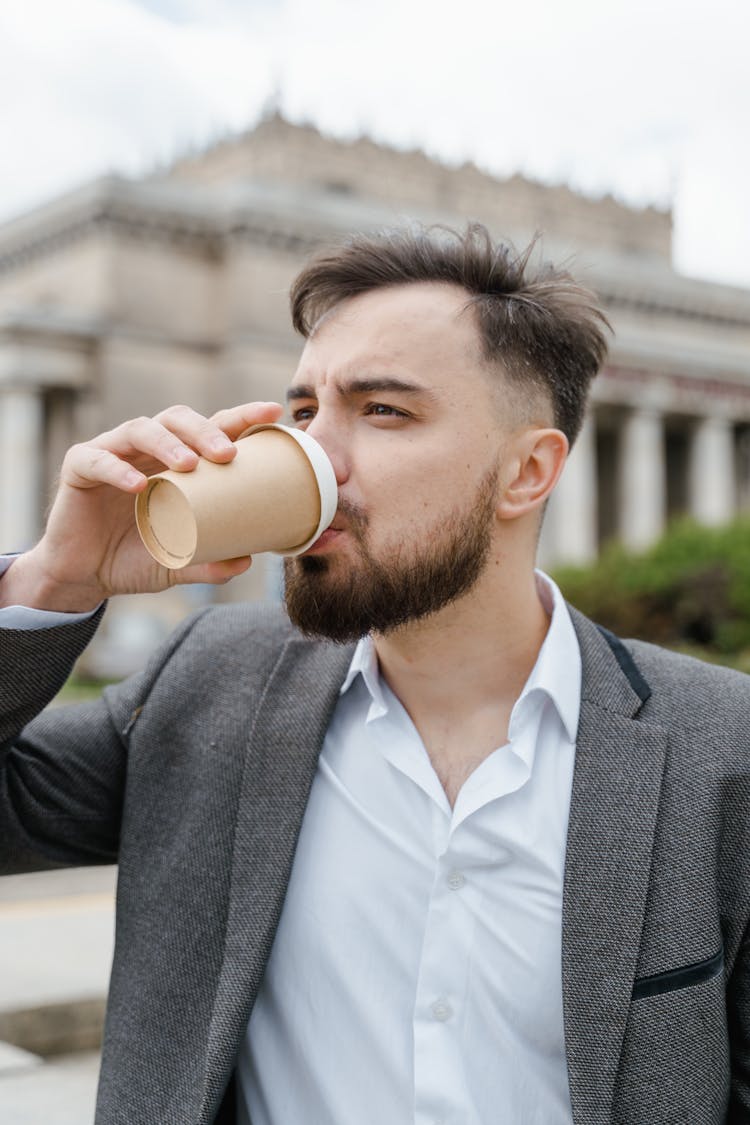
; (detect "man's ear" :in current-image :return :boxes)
[497,428,569,521]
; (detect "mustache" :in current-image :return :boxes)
[335,495,368,536]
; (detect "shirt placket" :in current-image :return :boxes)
[412,811,476,1125]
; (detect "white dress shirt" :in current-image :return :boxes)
[237,573,580,1125]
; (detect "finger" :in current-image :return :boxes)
[62,444,150,492]
[151,404,240,463]
[208,402,284,441]
[171,555,253,586]
[89,415,202,473]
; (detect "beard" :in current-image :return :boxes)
[283,464,499,643]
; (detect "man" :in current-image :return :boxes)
[1,223,748,1124]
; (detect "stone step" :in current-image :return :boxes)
[0,1050,100,1124]
[0,1040,42,1076]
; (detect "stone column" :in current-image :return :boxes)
[688,415,736,526]
[0,388,44,551]
[541,412,597,566]
[619,407,666,551]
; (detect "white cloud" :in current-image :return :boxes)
[0,0,279,208]
[673,120,750,287]
[0,0,748,286]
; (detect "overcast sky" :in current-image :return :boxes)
[1,0,748,287]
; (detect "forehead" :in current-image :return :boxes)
[293,281,487,386]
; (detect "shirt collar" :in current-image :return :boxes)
[339,633,390,722]
[339,570,581,743]
[513,571,581,744]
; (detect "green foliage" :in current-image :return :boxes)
[56,676,114,704]
[553,518,750,656]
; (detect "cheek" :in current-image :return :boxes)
[369,464,472,534]
[357,425,497,519]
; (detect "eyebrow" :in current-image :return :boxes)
[286,376,438,403]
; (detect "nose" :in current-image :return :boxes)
[304,413,349,487]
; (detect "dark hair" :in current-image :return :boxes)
[290,222,611,444]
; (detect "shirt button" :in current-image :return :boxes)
[431,1000,453,1022]
[447,870,465,890]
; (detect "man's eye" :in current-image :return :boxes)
[291,406,317,423]
[365,403,408,419]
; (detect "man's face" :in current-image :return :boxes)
[283,282,522,641]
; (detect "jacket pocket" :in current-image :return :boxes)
[632,946,724,1000]
[614,956,729,1122]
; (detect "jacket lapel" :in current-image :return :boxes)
[198,633,354,1124]
[562,610,668,1124]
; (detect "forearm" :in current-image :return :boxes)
[0,683,124,873]
[0,606,106,742]
[0,605,114,873]
[0,605,210,875]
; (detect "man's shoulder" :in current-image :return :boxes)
[624,635,750,693]
[124,600,351,711]
[186,600,297,642]
[570,603,750,747]
[174,601,320,660]
[621,635,750,741]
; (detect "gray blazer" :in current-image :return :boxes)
[2,603,750,1124]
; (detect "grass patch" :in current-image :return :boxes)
[56,677,117,704]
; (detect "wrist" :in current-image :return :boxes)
[0,548,105,613]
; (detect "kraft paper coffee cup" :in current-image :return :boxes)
[135,423,337,569]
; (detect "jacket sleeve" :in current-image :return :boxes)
[0,607,209,874]
[728,916,750,1120]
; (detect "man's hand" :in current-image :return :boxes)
[0,402,284,613]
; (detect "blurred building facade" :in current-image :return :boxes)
[2,113,750,669]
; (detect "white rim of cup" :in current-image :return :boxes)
[238,423,338,555]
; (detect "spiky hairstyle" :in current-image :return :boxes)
[290,222,610,444]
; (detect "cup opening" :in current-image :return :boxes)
[135,478,198,568]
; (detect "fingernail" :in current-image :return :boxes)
[211,435,233,452]
[172,445,195,461]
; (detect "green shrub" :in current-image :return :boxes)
[553,518,750,654]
